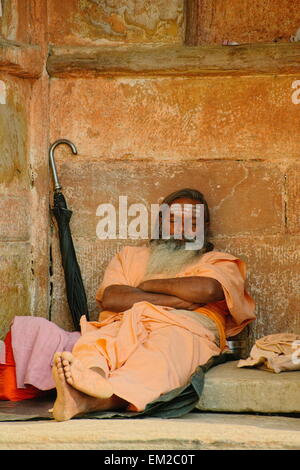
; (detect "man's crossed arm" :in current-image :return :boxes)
[101,277,224,313]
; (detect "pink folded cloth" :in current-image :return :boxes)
[0,316,80,390]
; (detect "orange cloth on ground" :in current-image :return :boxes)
[72,246,255,412]
[0,331,46,401]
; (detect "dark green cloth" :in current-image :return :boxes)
[0,352,237,421]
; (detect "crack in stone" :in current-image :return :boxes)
[211,163,250,214]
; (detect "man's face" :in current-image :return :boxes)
[160,197,208,244]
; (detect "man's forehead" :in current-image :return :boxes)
[168,201,203,216]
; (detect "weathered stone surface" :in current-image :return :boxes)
[0,74,29,188]
[0,72,34,334]
[197,360,300,413]
[48,0,184,46]
[50,159,284,239]
[0,39,42,78]
[0,242,32,339]
[0,0,18,41]
[27,75,50,319]
[47,43,300,78]
[286,162,300,235]
[0,72,49,325]
[188,0,300,45]
[214,236,300,343]
[50,75,300,160]
[0,1,46,46]
[0,195,30,240]
[0,413,299,450]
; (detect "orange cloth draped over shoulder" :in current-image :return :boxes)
[71,246,255,412]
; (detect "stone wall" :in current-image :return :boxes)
[0,74,31,335]
[0,1,299,351]
[186,0,300,45]
[48,0,185,46]
[0,1,48,337]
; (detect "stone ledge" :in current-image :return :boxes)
[196,360,300,413]
[47,42,300,78]
[0,413,299,450]
[0,39,42,78]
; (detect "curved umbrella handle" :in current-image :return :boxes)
[49,139,78,191]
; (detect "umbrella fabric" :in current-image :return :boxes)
[51,190,89,330]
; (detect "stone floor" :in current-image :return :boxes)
[0,359,299,450]
[0,412,299,450]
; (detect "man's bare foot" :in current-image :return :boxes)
[52,358,92,421]
[58,351,113,399]
[51,353,128,422]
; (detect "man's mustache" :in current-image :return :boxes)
[163,234,197,244]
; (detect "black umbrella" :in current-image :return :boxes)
[49,139,89,331]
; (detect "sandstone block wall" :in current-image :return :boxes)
[187,0,300,45]
[0,2,299,353]
[0,1,48,336]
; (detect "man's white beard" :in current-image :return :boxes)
[145,238,204,277]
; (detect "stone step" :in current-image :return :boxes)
[0,413,299,450]
[197,360,300,413]
[0,360,299,450]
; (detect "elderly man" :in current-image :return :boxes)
[51,188,256,421]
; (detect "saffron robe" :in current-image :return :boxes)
[72,246,255,412]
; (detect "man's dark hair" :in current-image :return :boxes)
[153,188,214,252]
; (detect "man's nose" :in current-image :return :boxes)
[171,220,184,238]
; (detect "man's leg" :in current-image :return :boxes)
[52,324,220,418]
[51,352,128,422]
[107,324,221,412]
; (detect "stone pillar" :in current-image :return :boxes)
[0,1,48,338]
